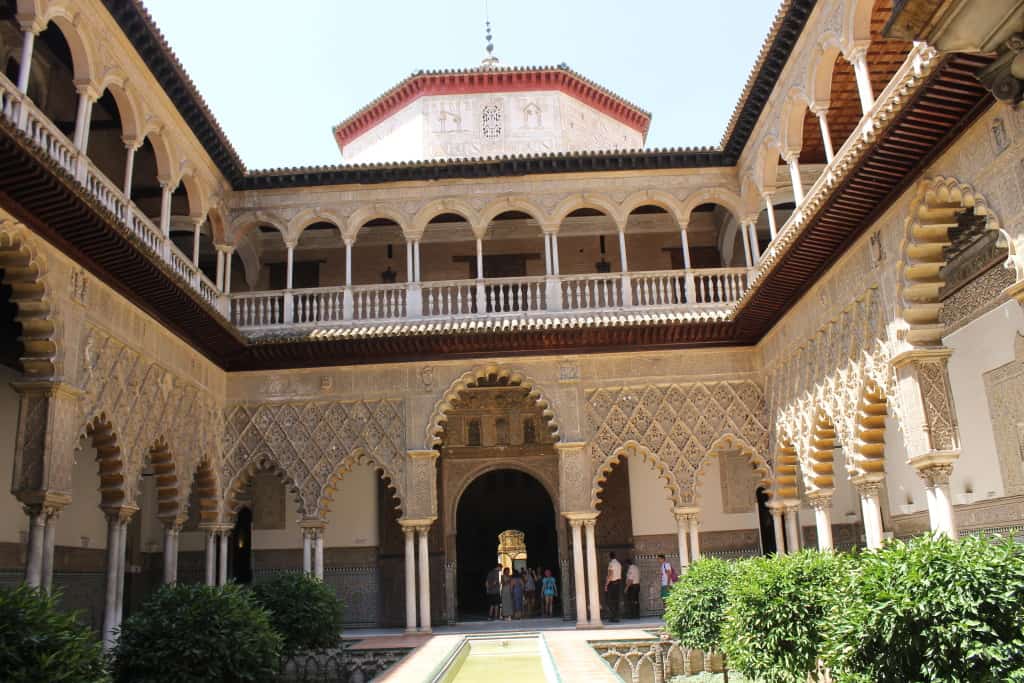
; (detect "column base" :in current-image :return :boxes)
[404,628,419,635]
[418,627,433,635]
[575,621,591,630]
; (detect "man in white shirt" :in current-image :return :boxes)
[605,551,623,623]
[624,558,641,619]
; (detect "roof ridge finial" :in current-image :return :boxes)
[482,0,499,69]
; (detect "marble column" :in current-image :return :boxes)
[770,507,786,554]
[41,505,60,592]
[162,523,180,584]
[583,519,602,627]
[747,222,761,264]
[16,28,34,93]
[23,505,45,588]
[417,525,431,632]
[785,152,804,204]
[783,504,801,552]
[314,529,324,581]
[740,222,753,267]
[403,525,417,632]
[123,142,138,199]
[763,194,778,241]
[217,530,228,585]
[302,530,312,574]
[204,529,216,585]
[688,515,701,561]
[854,478,885,549]
[674,512,690,572]
[850,46,875,114]
[158,182,173,237]
[72,89,94,151]
[102,508,133,650]
[114,517,130,623]
[918,464,957,539]
[570,519,587,626]
[813,106,835,163]
[808,495,834,551]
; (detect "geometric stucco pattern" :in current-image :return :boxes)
[77,326,222,514]
[585,381,769,505]
[222,399,406,519]
[767,288,892,492]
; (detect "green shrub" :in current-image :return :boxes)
[252,572,344,656]
[664,557,735,655]
[823,534,1024,683]
[113,582,282,683]
[722,550,849,683]
[0,584,109,683]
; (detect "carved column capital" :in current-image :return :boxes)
[852,477,884,499]
[104,505,139,526]
[917,463,955,488]
[806,493,833,512]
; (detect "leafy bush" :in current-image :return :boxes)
[113,583,282,683]
[664,557,735,654]
[0,584,109,683]
[722,550,850,683]
[252,572,344,656]
[823,534,1024,683]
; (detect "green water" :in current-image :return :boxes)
[449,638,549,682]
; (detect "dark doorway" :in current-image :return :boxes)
[455,469,558,620]
[230,507,253,583]
[756,487,777,555]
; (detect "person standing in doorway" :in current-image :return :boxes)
[511,570,524,619]
[524,568,537,617]
[625,558,641,619]
[541,569,557,617]
[605,551,623,623]
[486,564,501,620]
[500,567,514,621]
[658,554,677,609]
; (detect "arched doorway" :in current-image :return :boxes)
[229,507,253,584]
[455,469,558,619]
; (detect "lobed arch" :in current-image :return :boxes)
[411,199,481,237]
[550,194,624,229]
[80,414,128,509]
[589,440,682,512]
[288,208,345,243]
[477,197,549,231]
[424,365,562,448]
[0,224,60,378]
[772,432,801,502]
[620,190,687,227]
[896,176,1009,347]
[140,436,180,523]
[316,449,403,520]
[223,453,306,521]
[850,380,888,479]
[804,410,838,493]
[448,460,558,536]
[692,433,772,504]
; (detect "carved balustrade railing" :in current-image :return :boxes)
[228,267,751,332]
[0,72,226,316]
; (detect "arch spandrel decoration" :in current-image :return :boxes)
[585,381,770,506]
[424,365,562,449]
[76,326,221,510]
[222,398,406,519]
[590,440,682,511]
[691,433,772,504]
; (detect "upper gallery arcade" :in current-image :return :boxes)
[0,0,1022,639]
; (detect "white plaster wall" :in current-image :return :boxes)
[696,457,763,533]
[884,414,927,515]
[944,300,1024,501]
[324,463,379,547]
[56,444,108,550]
[627,456,677,536]
[0,365,26,544]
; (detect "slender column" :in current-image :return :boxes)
[405,241,414,282]
[543,233,552,275]
[770,507,786,554]
[72,90,94,150]
[850,46,875,114]
[314,529,324,581]
[162,524,178,583]
[343,239,354,320]
[16,29,35,93]
[403,526,417,632]
[740,220,752,267]
[413,240,421,282]
[679,226,692,269]
[41,506,59,592]
[417,525,431,632]
[747,222,761,264]
[204,529,216,585]
[809,495,834,551]
[853,478,884,549]
[101,511,122,649]
[345,241,353,286]
[215,249,225,290]
[158,182,173,237]
[763,194,778,240]
[918,464,957,539]
[114,517,129,623]
[674,511,691,572]
[223,249,234,294]
[475,238,484,279]
[217,530,228,585]
[783,504,801,552]
[814,107,835,163]
[302,530,312,574]
[785,152,804,205]
[570,520,588,626]
[688,515,701,561]
[191,219,202,266]
[583,519,602,627]
[617,229,629,272]
[23,505,45,587]
[550,232,560,275]
[285,244,295,289]
[122,143,137,200]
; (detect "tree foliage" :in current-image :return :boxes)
[0,584,109,683]
[723,550,849,683]
[823,534,1024,683]
[665,557,735,653]
[252,572,344,656]
[113,583,282,683]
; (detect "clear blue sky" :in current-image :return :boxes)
[144,1,781,170]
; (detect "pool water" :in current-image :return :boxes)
[443,636,557,682]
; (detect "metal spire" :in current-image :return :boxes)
[482,1,499,69]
